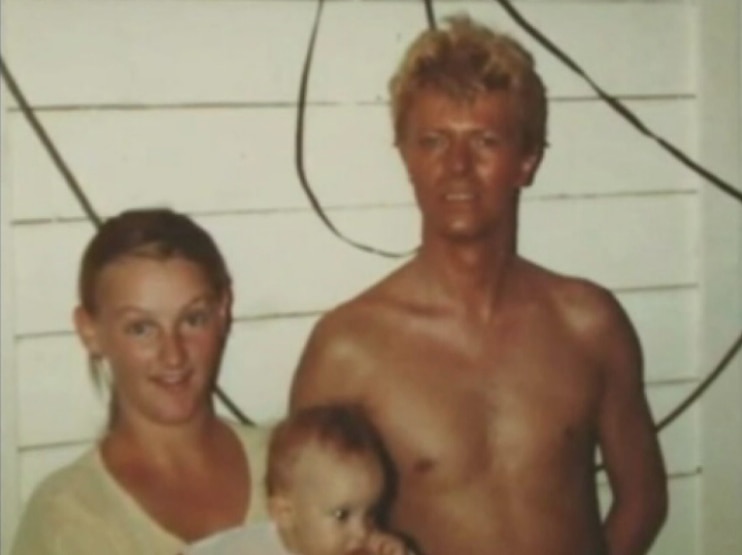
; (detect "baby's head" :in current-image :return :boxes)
[266,405,392,555]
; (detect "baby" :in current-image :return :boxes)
[265,404,409,555]
[183,405,409,555]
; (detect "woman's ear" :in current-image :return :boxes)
[73,306,102,356]
[217,288,234,334]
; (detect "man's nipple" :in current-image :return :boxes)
[412,457,436,475]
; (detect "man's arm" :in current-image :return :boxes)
[289,310,366,413]
[592,291,668,555]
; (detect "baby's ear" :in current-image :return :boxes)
[267,495,294,528]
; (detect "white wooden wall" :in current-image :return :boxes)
[1,1,739,554]
[698,1,742,554]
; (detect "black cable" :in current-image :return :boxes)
[214,387,254,426]
[423,0,437,30]
[0,56,254,427]
[595,329,742,473]
[295,0,416,259]
[656,328,742,432]
[492,0,742,205]
[489,0,742,435]
[0,57,102,227]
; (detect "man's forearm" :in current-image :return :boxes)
[603,497,667,555]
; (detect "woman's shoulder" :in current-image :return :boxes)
[23,448,104,513]
[11,447,111,554]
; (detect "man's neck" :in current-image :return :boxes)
[416,230,518,322]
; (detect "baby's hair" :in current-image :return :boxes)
[266,404,389,497]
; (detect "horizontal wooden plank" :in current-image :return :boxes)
[8,99,696,222]
[619,287,699,382]
[13,195,697,335]
[599,474,699,555]
[16,335,109,447]
[3,1,693,107]
[217,315,319,422]
[646,382,700,475]
[519,194,697,289]
[2,0,316,107]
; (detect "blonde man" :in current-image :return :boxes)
[291,15,667,555]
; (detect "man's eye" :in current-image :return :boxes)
[419,134,445,149]
[331,508,350,522]
[476,134,502,148]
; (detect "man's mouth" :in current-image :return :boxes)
[443,191,476,202]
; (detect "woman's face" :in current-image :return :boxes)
[75,255,230,428]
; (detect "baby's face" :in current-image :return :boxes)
[282,447,384,555]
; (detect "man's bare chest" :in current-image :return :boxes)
[361,325,601,481]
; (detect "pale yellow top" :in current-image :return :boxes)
[183,522,291,555]
[11,422,271,555]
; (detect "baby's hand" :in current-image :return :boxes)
[362,530,410,555]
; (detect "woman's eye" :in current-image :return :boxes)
[125,321,154,337]
[183,310,210,328]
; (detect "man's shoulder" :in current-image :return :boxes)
[307,294,390,359]
[291,269,414,404]
[311,265,414,346]
[525,261,629,340]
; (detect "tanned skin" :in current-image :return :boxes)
[291,90,667,555]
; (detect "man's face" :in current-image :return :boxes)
[398,89,540,242]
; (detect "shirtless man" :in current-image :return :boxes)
[290,16,667,555]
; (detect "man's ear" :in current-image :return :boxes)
[73,306,102,356]
[268,494,294,529]
[518,149,544,188]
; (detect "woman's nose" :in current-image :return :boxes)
[160,331,186,367]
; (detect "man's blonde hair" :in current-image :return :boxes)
[389,15,548,153]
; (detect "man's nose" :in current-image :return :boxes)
[447,138,473,175]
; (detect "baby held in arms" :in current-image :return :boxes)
[185,405,410,555]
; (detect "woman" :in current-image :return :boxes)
[12,208,269,554]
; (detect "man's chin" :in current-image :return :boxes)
[438,225,494,244]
